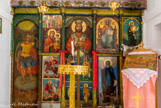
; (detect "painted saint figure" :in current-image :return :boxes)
[66,19,91,58]
[83,83,90,106]
[44,57,58,78]
[49,57,58,75]
[54,33,61,51]
[44,80,59,100]
[16,34,38,85]
[44,29,60,52]
[45,80,53,98]
[128,21,137,46]
[101,19,115,49]
[102,61,117,102]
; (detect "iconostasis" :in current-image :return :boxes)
[10,7,143,108]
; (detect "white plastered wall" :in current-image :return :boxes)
[143,0,161,107]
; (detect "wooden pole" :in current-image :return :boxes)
[77,37,80,108]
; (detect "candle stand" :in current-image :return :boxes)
[58,64,88,108]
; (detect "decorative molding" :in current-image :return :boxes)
[97,53,122,56]
[14,8,38,14]
[65,8,93,15]
[97,9,119,15]
[38,53,60,56]
[10,0,147,9]
[12,8,143,16]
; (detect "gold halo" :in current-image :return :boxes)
[50,57,53,61]
[18,21,35,31]
[48,80,52,83]
[84,83,88,88]
[71,19,87,32]
[54,33,61,39]
[104,18,112,25]
[129,21,134,26]
[104,59,112,66]
[47,29,57,36]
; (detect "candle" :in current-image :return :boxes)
[71,40,74,56]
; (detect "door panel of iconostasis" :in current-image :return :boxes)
[65,16,93,107]
[13,20,39,107]
[98,56,119,106]
[41,15,62,105]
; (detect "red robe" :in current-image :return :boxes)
[101,25,109,34]
[49,60,58,66]
[45,84,53,94]
[44,37,55,52]
[66,32,91,54]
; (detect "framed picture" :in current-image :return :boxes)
[98,56,119,105]
[42,15,62,52]
[65,81,93,107]
[65,16,93,61]
[96,17,119,53]
[13,20,39,105]
[122,17,141,46]
[42,56,60,78]
[42,78,60,102]
[0,18,2,33]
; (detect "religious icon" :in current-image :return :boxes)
[43,15,62,53]
[43,15,62,28]
[96,17,119,53]
[16,34,39,85]
[43,29,61,52]
[83,83,90,106]
[122,17,141,46]
[42,79,60,102]
[42,56,59,78]
[65,18,92,60]
[65,17,93,82]
[98,57,119,105]
[13,20,39,105]
[127,21,138,46]
[65,81,93,107]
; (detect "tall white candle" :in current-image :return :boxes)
[71,40,74,56]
